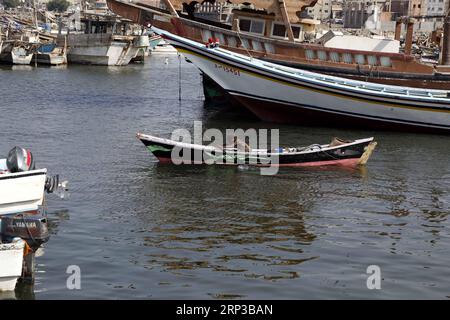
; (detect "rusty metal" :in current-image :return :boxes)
[404,18,415,56]
[394,18,402,41]
[441,10,450,65]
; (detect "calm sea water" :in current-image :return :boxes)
[0,54,449,299]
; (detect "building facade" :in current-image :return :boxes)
[425,0,449,16]
[306,0,334,21]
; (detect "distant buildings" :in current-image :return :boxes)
[425,0,449,17]
[336,0,449,29]
[341,0,388,28]
[306,0,334,21]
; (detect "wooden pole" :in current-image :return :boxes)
[162,0,180,17]
[278,0,294,41]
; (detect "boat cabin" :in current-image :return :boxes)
[174,0,320,41]
[231,8,320,42]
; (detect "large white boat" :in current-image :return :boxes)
[62,34,147,66]
[155,28,450,134]
[0,238,25,292]
[1,147,68,215]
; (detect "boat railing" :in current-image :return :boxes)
[255,59,448,100]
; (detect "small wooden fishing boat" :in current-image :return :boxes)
[137,133,377,167]
[33,43,67,66]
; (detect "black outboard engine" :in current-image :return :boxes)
[1,214,49,251]
[6,146,35,173]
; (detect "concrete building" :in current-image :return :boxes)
[343,0,388,28]
[306,0,334,21]
[425,0,449,17]
[409,0,427,16]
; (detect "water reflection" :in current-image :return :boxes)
[125,164,323,281]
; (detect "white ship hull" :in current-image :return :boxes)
[157,29,450,133]
[64,34,147,66]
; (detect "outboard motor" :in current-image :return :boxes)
[45,174,69,198]
[6,146,35,173]
[1,214,49,251]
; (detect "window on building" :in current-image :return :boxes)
[272,23,286,37]
[292,26,301,39]
[239,19,251,32]
[239,18,265,35]
[271,23,302,40]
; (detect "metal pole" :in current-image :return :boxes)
[178,53,182,101]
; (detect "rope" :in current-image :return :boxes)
[235,20,253,59]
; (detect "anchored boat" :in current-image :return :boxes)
[33,43,67,66]
[0,41,33,65]
[0,147,67,291]
[137,133,376,167]
[155,28,450,133]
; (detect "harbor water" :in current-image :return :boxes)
[0,55,449,299]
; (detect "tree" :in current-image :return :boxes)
[46,0,70,12]
[2,0,20,9]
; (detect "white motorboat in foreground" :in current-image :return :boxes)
[0,238,25,292]
[0,147,68,215]
[0,147,67,291]
[0,159,47,215]
[154,28,450,133]
[0,164,47,215]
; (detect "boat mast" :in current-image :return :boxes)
[33,0,38,29]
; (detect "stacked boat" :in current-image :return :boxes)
[0,147,67,292]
